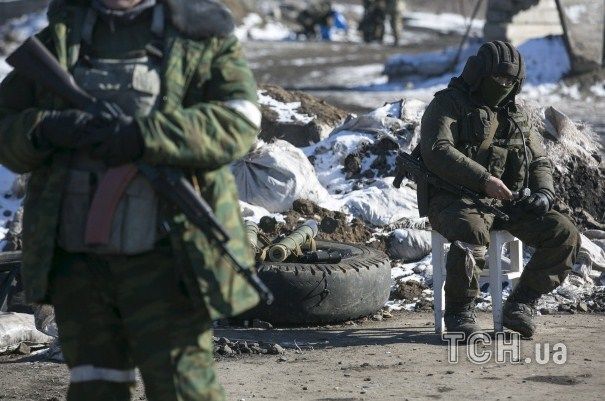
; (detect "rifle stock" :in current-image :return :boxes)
[7,38,95,109]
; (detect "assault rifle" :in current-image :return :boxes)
[7,37,274,305]
[393,149,512,221]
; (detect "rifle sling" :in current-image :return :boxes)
[84,164,139,246]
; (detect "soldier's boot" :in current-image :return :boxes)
[444,298,483,338]
[503,284,541,338]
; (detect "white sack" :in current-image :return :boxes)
[578,234,605,272]
[232,140,332,213]
[0,312,54,354]
[388,229,432,262]
[340,179,418,226]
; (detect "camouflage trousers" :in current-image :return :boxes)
[429,199,581,302]
[386,0,403,45]
[48,241,225,401]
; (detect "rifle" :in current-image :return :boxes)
[393,149,512,222]
[7,37,274,305]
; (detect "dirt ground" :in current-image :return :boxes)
[0,312,603,401]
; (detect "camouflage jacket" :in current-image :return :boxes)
[419,77,554,215]
[0,0,261,319]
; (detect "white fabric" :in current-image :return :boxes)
[70,365,136,383]
[387,228,432,262]
[454,241,487,282]
[578,234,605,272]
[0,312,54,355]
[224,99,262,128]
[232,140,332,213]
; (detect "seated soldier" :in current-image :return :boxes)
[420,41,580,338]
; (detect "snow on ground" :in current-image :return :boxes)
[0,11,47,80]
[235,13,293,42]
[406,11,484,36]
[258,90,315,124]
[381,35,584,104]
[0,167,20,246]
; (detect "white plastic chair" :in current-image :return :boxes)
[432,230,524,334]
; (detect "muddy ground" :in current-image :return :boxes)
[1,312,603,400]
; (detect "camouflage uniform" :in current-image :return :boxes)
[385,0,403,45]
[0,0,261,399]
[360,0,387,43]
[419,42,580,333]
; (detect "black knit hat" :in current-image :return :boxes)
[461,41,526,94]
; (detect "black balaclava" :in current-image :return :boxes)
[460,41,526,107]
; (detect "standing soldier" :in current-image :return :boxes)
[360,0,387,43]
[419,42,580,338]
[0,0,262,400]
[385,0,404,46]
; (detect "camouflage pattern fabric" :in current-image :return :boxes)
[49,242,225,401]
[0,1,261,320]
[385,0,403,45]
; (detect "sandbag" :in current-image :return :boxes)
[232,140,332,213]
[0,312,53,354]
[387,228,432,262]
[340,181,418,226]
[578,234,605,272]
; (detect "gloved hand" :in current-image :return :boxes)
[34,109,96,149]
[517,191,553,216]
[84,114,145,167]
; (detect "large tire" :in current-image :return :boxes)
[245,241,391,325]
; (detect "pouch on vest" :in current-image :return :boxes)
[58,55,163,255]
[487,145,509,179]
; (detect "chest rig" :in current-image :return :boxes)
[451,90,532,193]
[58,4,167,255]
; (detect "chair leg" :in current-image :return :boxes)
[489,233,504,333]
[509,239,523,275]
[432,232,446,334]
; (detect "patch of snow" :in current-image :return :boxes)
[235,13,293,42]
[258,90,315,124]
[0,166,20,243]
[590,82,605,98]
[0,11,48,81]
[564,4,587,24]
[239,201,285,224]
[406,11,484,36]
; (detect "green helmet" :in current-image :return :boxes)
[461,41,526,95]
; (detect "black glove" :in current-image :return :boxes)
[34,109,95,149]
[85,114,145,167]
[517,191,553,216]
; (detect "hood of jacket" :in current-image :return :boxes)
[460,41,525,100]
